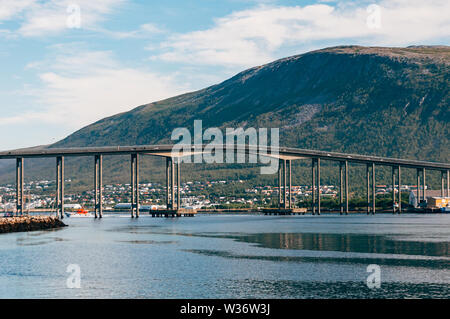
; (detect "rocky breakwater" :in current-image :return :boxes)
[0,216,67,234]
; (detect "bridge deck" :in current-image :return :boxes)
[0,144,448,170]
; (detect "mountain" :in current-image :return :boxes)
[53,45,449,159]
[1,45,449,188]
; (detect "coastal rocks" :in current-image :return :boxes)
[0,216,67,234]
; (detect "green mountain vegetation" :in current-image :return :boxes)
[1,45,449,193]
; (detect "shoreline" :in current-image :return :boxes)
[0,216,67,234]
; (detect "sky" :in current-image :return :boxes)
[0,0,448,151]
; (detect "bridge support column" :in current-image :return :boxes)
[177,159,181,210]
[278,159,282,208]
[416,168,421,207]
[288,160,292,209]
[366,164,370,215]
[15,158,24,216]
[94,155,103,218]
[372,163,376,214]
[56,157,65,219]
[447,170,449,198]
[56,158,60,218]
[283,159,287,209]
[422,168,426,203]
[311,159,316,215]
[94,156,98,218]
[345,161,349,215]
[171,158,175,210]
[131,155,135,217]
[441,171,445,198]
[398,166,401,214]
[130,154,139,218]
[317,158,321,215]
[392,166,396,214]
[166,157,171,209]
[339,162,344,215]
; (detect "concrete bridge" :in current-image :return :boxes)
[1,144,449,218]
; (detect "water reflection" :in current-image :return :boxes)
[222,233,450,257]
[183,249,450,269]
[116,240,178,245]
[225,279,450,299]
[16,236,67,246]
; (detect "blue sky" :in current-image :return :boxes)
[0,0,448,150]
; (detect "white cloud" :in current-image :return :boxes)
[153,0,450,67]
[0,0,126,36]
[0,0,33,20]
[1,48,187,130]
[96,23,165,39]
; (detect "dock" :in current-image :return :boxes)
[261,208,307,215]
[150,209,197,217]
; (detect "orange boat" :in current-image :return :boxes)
[65,208,93,218]
[76,208,89,215]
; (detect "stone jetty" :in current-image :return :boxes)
[0,216,67,234]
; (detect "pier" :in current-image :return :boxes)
[0,144,449,218]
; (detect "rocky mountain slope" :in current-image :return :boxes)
[1,45,449,188]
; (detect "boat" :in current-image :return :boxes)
[65,208,94,218]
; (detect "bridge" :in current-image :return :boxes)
[1,144,449,218]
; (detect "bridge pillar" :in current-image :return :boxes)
[345,161,349,214]
[366,164,370,215]
[311,158,316,215]
[283,159,287,209]
[422,168,426,203]
[130,154,139,218]
[94,156,98,218]
[16,158,24,216]
[56,158,60,218]
[447,170,449,198]
[372,163,376,214]
[94,155,103,218]
[317,158,321,215]
[392,166,396,214]
[99,155,103,218]
[131,155,135,217]
[177,159,181,209]
[171,158,175,209]
[288,160,292,209]
[130,155,135,218]
[278,159,282,208]
[61,157,65,218]
[398,166,401,214]
[416,169,421,207]
[441,171,445,198]
[56,156,65,219]
[166,157,171,209]
[339,162,344,215]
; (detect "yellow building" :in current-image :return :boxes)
[427,197,450,208]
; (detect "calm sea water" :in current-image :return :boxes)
[0,213,449,299]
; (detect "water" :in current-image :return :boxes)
[0,213,449,299]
